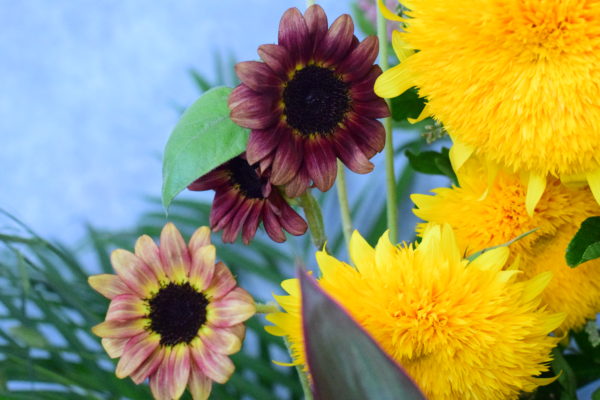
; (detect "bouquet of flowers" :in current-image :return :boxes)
[3,1,600,399]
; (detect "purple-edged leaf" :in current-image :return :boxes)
[300,270,426,400]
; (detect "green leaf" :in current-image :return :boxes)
[351,3,376,36]
[552,347,577,400]
[390,88,426,122]
[9,325,49,348]
[593,387,600,400]
[300,270,426,400]
[405,147,457,183]
[161,86,249,210]
[566,216,600,267]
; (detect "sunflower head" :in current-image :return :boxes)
[89,223,255,400]
[267,225,562,399]
[375,0,600,203]
[412,157,600,333]
[230,5,389,197]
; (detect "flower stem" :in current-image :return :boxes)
[285,338,314,400]
[336,160,352,251]
[255,302,280,314]
[377,4,398,243]
[299,190,327,250]
[306,0,316,6]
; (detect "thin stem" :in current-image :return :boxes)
[336,161,352,251]
[255,302,280,314]
[299,190,327,250]
[377,5,398,243]
[283,338,314,400]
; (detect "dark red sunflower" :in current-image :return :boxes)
[188,155,307,245]
[229,5,389,198]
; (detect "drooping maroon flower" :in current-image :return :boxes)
[188,155,307,244]
[229,5,389,197]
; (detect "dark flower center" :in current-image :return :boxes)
[148,282,208,346]
[228,157,264,199]
[282,65,351,136]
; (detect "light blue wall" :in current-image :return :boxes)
[0,0,351,241]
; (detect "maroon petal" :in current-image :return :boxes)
[270,130,303,186]
[242,200,265,245]
[259,152,275,174]
[331,130,374,174]
[345,113,386,156]
[262,206,286,242]
[349,65,383,101]
[258,44,294,80]
[284,167,310,198]
[235,61,282,94]
[278,8,311,65]
[270,194,308,236]
[246,125,283,166]
[229,84,279,130]
[304,5,328,52]
[211,189,245,232]
[221,198,255,243]
[315,14,355,66]
[338,36,379,82]
[305,137,337,192]
[352,98,391,119]
[188,169,229,192]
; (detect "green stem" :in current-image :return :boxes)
[306,0,316,6]
[299,190,327,250]
[285,338,314,400]
[377,5,398,243]
[255,302,280,314]
[336,161,352,251]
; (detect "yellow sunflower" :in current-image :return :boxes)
[266,225,562,400]
[412,158,600,332]
[375,0,600,208]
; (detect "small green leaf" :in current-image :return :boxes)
[405,147,457,183]
[162,86,249,210]
[390,88,426,122]
[551,347,577,400]
[585,320,600,348]
[593,387,600,400]
[300,270,426,400]
[566,216,600,267]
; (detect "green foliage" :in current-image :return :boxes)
[162,87,249,210]
[566,216,600,267]
[405,147,457,184]
[390,88,427,122]
[299,271,426,400]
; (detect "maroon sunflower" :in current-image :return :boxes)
[188,155,307,245]
[229,5,389,197]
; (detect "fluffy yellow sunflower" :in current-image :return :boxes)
[412,158,600,333]
[266,225,562,400]
[375,0,600,209]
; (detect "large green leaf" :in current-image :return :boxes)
[300,270,426,400]
[566,216,600,267]
[390,88,426,122]
[161,86,249,210]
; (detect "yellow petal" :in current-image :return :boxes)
[469,247,510,272]
[349,230,375,275]
[377,0,404,22]
[525,172,547,216]
[391,30,413,62]
[587,167,600,205]
[449,141,475,172]
[374,64,413,99]
[521,271,553,303]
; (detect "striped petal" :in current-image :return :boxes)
[160,223,191,283]
[134,235,168,283]
[106,294,146,321]
[111,249,159,298]
[188,226,212,255]
[168,345,192,400]
[204,261,237,300]
[191,340,235,384]
[189,245,216,292]
[116,331,160,378]
[130,347,166,384]
[189,362,212,400]
[150,347,173,400]
[207,287,255,328]
[101,337,128,359]
[88,274,130,299]
[92,318,146,339]
[199,324,243,355]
